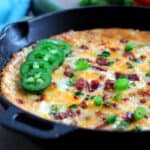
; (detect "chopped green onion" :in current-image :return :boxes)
[107,61,114,66]
[133,125,142,132]
[128,64,134,69]
[114,77,130,90]
[131,82,136,87]
[105,100,114,107]
[74,90,83,96]
[133,106,148,121]
[145,72,150,77]
[68,76,77,86]
[125,41,136,52]
[97,51,110,57]
[117,120,130,131]
[68,80,75,86]
[50,104,61,115]
[84,95,92,100]
[75,60,90,71]
[131,58,141,63]
[69,104,78,110]
[69,72,74,78]
[106,114,117,124]
[93,96,103,106]
[114,93,123,101]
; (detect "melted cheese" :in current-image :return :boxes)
[2,28,150,131]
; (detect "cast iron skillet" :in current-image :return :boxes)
[1,6,150,141]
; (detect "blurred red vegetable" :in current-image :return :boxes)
[134,0,150,5]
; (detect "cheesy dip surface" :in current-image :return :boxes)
[1,28,150,131]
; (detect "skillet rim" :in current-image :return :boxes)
[1,5,150,139]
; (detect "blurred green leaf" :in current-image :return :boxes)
[80,0,134,6]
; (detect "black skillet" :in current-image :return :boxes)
[0,6,150,146]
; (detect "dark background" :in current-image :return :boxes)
[0,126,41,150]
[0,104,40,150]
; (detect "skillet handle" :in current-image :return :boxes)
[0,106,75,139]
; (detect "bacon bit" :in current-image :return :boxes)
[64,71,72,77]
[79,45,88,50]
[99,75,105,80]
[75,78,85,91]
[122,98,129,102]
[54,112,68,120]
[95,111,103,117]
[104,80,114,90]
[110,47,120,51]
[122,112,134,122]
[68,110,78,117]
[51,82,57,88]
[86,81,91,92]
[96,57,108,66]
[126,62,133,68]
[113,103,118,108]
[64,65,73,77]
[76,109,81,116]
[96,123,107,129]
[95,111,105,120]
[140,98,147,104]
[55,109,81,120]
[35,95,45,102]
[86,59,94,63]
[120,39,128,44]
[16,99,24,104]
[103,102,117,108]
[90,80,99,91]
[102,94,110,100]
[115,72,125,79]
[139,89,150,97]
[103,103,110,108]
[128,74,139,81]
[73,95,79,100]
[80,101,88,109]
[67,110,74,117]
[123,52,135,60]
[86,80,99,93]
[92,65,107,72]
[140,55,146,60]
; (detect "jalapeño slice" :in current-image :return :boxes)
[35,40,57,51]
[48,39,72,56]
[48,47,65,64]
[20,60,51,75]
[21,69,51,92]
[27,49,56,63]
[27,49,65,70]
[37,39,71,56]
